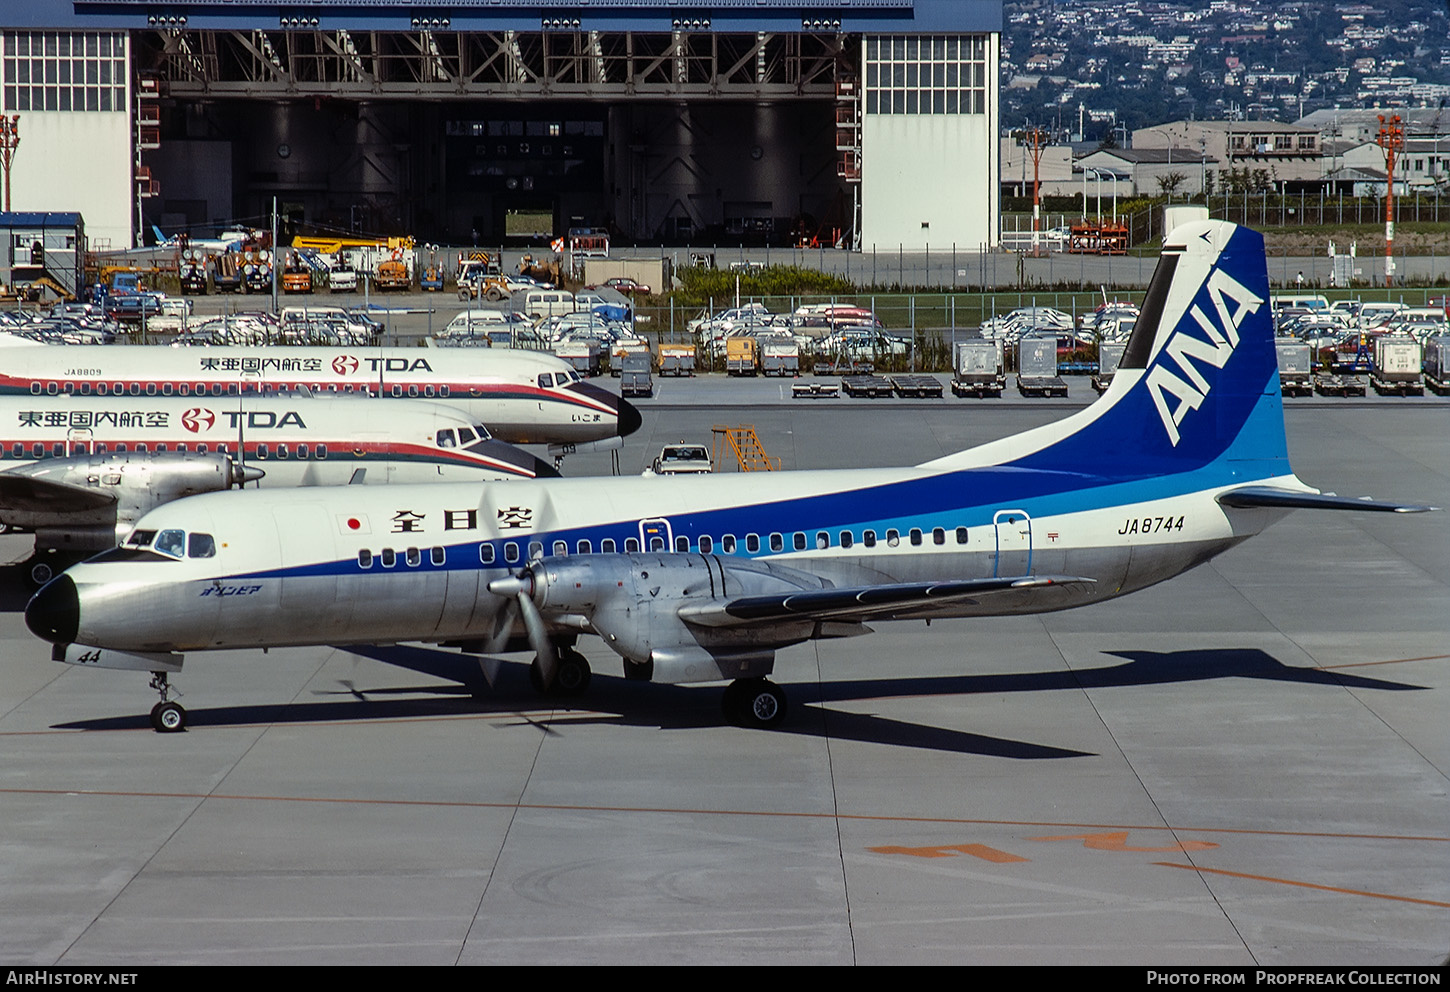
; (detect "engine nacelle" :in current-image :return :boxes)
[521,553,849,683]
[0,452,260,551]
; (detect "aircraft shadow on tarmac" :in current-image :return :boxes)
[52,644,1426,759]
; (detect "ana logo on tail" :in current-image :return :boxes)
[1145,266,1263,446]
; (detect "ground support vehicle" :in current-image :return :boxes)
[1370,336,1424,396]
[328,265,357,293]
[1015,335,1068,397]
[457,274,511,302]
[178,250,208,295]
[211,253,243,293]
[1092,342,1126,394]
[1314,373,1366,397]
[658,343,696,376]
[841,374,893,398]
[650,443,712,475]
[950,339,1005,398]
[726,337,760,376]
[1424,335,1450,395]
[761,340,800,377]
[555,339,603,377]
[813,360,875,376]
[1275,341,1314,397]
[791,381,839,399]
[618,351,653,398]
[890,375,943,398]
[375,256,411,291]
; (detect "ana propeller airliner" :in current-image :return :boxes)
[0,343,641,449]
[0,392,555,585]
[24,221,1433,733]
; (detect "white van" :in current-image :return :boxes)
[1272,294,1329,312]
[519,289,576,320]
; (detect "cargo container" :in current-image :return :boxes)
[619,351,654,398]
[761,339,800,377]
[725,336,759,376]
[1016,334,1068,398]
[1370,335,1424,396]
[1275,340,1313,397]
[657,343,696,376]
[950,338,1005,398]
[555,339,603,377]
[1092,341,1125,394]
[1424,335,1450,395]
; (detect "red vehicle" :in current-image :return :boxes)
[602,276,651,296]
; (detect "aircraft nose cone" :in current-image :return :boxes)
[617,396,643,438]
[26,574,79,644]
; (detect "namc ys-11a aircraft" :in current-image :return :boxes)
[0,343,642,452]
[24,221,1433,733]
[0,392,556,586]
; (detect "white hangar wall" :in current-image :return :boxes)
[859,33,1000,252]
[1,30,134,250]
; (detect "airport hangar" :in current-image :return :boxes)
[1,1,1001,257]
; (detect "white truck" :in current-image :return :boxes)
[649,443,712,476]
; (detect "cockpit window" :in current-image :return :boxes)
[458,427,477,445]
[188,533,216,559]
[155,529,186,559]
[125,529,157,548]
[436,429,457,448]
[537,373,554,388]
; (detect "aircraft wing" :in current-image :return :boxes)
[1217,486,1436,513]
[0,471,117,514]
[677,575,1095,628]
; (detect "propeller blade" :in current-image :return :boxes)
[485,569,557,687]
[516,590,558,689]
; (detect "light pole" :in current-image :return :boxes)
[0,116,19,212]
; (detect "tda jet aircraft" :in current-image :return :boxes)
[24,221,1433,732]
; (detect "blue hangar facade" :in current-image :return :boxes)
[2,1,1002,251]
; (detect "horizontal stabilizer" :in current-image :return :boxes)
[679,575,1096,628]
[1217,486,1435,514]
[0,471,117,514]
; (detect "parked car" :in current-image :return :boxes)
[602,276,651,296]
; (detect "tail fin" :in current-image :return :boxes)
[1006,220,1288,481]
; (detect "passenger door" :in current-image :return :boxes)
[993,509,1033,578]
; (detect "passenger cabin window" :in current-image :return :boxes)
[675,536,689,552]
[721,535,736,553]
[381,549,396,567]
[601,538,616,553]
[504,542,520,562]
[577,539,592,554]
[955,527,968,544]
[816,531,829,550]
[699,536,713,553]
[793,533,807,551]
[405,548,421,567]
[746,534,760,553]
[769,533,784,552]
[649,537,664,552]
[840,531,854,549]
[910,528,922,546]
[886,529,900,547]
[625,538,640,553]
[431,547,445,566]
[554,540,568,556]
[933,528,945,545]
[528,541,543,560]
[863,530,876,548]
[358,549,373,569]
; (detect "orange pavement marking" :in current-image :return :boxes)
[869,844,1029,863]
[1033,831,1218,853]
[1156,862,1450,909]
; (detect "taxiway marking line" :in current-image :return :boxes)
[1155,862,1450,909]
[0,787,1445,844]
[1316,653,1450,670]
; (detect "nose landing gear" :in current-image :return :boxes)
[148,672,186,733]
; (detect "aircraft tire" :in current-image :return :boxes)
[553,650,591,697]
[150,701,187,734]
[727,678,787,729]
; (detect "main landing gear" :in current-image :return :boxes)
[529,646,592,697]
[148,672,186,733]
[721,678,788,729]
